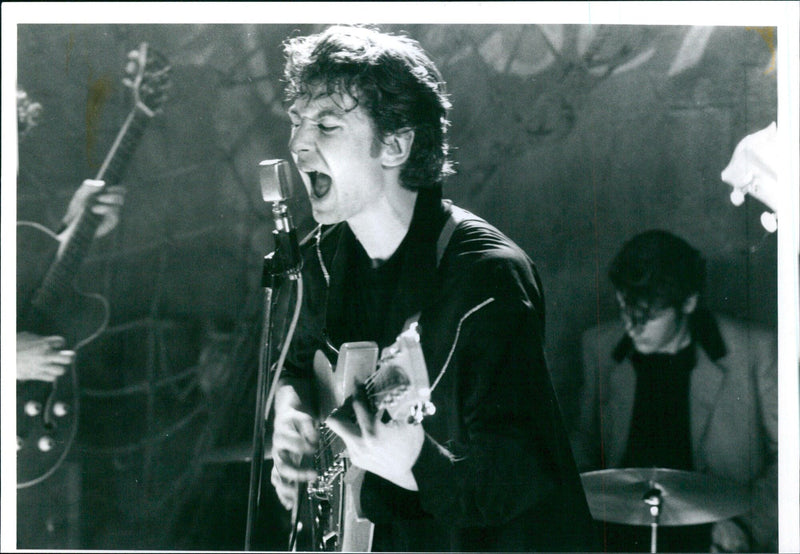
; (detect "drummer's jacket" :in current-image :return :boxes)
[572,310,778,551]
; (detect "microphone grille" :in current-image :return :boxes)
[259,159,292,203]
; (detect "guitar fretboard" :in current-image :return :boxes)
[27,109,151,317]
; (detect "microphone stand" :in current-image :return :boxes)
[244,202,302,550]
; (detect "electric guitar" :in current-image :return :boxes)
[16,43,171,488]
[292,322,435,552]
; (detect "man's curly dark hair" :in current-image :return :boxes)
[282,25,454,190]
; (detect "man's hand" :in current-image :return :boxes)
[61,179,126,240]
[16,332,75,382]
[711,519,750,552]
[325,386,424,491]
[270,406,319,510]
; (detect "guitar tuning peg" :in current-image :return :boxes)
[406,399,436,424]
[407,401,433,425]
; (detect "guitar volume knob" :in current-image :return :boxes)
[24,401,42,417]
[53,402,69,417]
[38,436,55,452]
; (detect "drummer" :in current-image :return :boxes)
[571,230,777,552]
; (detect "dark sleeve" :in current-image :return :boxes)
[413,289,563,527]
[361,253,570,528]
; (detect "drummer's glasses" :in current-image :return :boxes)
[615,293,673,330]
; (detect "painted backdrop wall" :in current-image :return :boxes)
[15,23,777,549]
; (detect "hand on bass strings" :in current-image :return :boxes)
[270,405,319,510]
[325,385,424,492]
[16,331,75,382]
[59,179,126,241]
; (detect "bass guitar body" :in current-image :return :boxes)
[16,222,108,488]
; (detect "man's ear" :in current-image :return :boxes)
[381,128,415,168]
[682,293,699,315]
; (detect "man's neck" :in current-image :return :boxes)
[347,186,418,263]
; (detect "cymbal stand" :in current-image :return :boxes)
[643,485,662,553]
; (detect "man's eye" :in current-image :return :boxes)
[318,123,338,132]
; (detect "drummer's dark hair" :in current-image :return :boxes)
[609,229,706,311]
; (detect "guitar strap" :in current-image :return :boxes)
[436,201,480,268]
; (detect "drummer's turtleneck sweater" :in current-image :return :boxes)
[621,342,696,470]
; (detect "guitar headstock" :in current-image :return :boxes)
[370,323,435,425]
[16,87,43,138]
[123,42,171,117]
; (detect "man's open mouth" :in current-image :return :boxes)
[308,170,331,199]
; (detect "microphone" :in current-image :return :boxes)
[259,159,302,279]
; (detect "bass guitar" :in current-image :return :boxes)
[16,43,171,488]
[292,322,435,552]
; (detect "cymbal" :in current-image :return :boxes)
[202,440,272,464]
[580,467,749,527]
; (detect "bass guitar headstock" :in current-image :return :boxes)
[123,42,171,117]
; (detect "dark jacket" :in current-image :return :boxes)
[283,189,597,552]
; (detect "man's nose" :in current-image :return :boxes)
[289,120,313,155]
[621,313,640,334]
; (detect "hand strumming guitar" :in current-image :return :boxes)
[270,384,319,510]
[325,385,424,492]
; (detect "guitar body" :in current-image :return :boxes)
[17,222,111,343]
[293,324,433,552]
[16,222,110,488]
[293,342,378,552]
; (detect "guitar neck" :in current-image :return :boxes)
[96,108,151,184]
[27,108,151,316]
[317,419,348,475]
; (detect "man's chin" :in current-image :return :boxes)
[632,340,654,354]
[310,205,340,226]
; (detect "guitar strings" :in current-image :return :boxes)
[312,370,398,462]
